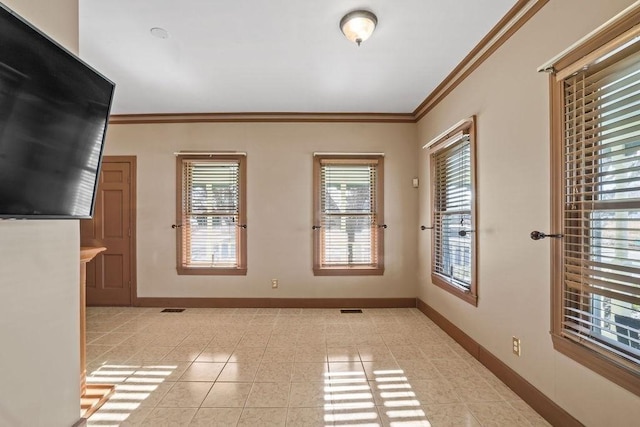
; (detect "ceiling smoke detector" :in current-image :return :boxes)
[150,27,169,39]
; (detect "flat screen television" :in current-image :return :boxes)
[0,3,115,219]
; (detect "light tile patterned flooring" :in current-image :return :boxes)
[85,307,549,426]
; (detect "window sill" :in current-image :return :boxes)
[551,333,640,398]
[313,267,384,276]
[431,273,477,306]
[177,267,247,276]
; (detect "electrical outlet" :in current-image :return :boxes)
[512,337,521,356]
[271,279,278,289]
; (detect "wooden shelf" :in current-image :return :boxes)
[79,247,108,421]
[81,383,114,418]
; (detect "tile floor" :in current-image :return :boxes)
[85,307,550,426]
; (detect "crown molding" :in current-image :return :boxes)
[413,0,549,121]
[109,112,416,125]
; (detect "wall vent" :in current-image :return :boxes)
[161,308,185,313]
[340,309,363,314]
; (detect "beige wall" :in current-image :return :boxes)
[416,0,640,426]
[105,122,419,298]
[0,1,80,426]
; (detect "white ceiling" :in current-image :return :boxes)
[79,0,517,115]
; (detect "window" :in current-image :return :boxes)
[548,16,640,397]
[313,154,384,275]
[428,117,477,305]
[176,154,246,275]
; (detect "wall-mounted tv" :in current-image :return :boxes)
[0,3,115,219]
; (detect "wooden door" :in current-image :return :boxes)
[81,156,136,306]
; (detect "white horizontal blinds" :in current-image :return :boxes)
[182,159,240,268]
[562,41,640,364]
[320,159,378,267]
[433,137,472,289]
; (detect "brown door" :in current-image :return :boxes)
[81,156,136,306]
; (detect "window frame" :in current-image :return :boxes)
[428,117,478,306]
[175,153,247,276]
[548,13,640,397]
[312,154,385,276]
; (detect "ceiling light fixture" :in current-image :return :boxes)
[340,10,377,46]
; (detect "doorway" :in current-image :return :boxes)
[81,156,137,306]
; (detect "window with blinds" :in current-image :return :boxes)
[547,14,640,396]
[176,154,246,275]
[555,39,640,372]
[428,118,477,305]
[313,155,384,275]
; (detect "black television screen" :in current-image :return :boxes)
[0,4,115,219]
